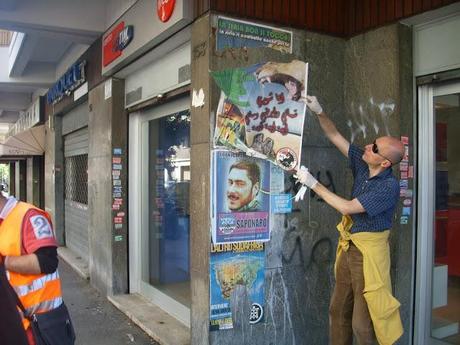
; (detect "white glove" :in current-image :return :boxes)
[304,95,323,115]
[294,166,318,189]
[294,185,308,202]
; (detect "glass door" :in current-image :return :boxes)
[129,97,190,327]
[417,82,460,345]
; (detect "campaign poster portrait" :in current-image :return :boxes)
[212,150,270,244]
[212,60,308,171]
[210,242,265,331]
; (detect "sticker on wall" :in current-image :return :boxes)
[403,199,412,206]
[114,235,123,242]
[402,145,409,162]
[401,171,408,179]
[216,16,292,53]
[408,166,414,179]
[210,241,265,331]
[400,216,409,225]
[105,79,112,100]
[399,179,408,189]
[113,164,122,170]
[400,162,408,172]
[401,136,409,145]
[271,194,292,213]
[402,207,411,216]
[192,88,205,108]
[113,148,122,155]
[400,189,413,198]
[114,224,123,229]
[211,150,271,244]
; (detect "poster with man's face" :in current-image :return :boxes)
[212,150,270,244]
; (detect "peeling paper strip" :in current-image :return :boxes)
[192,88,205,107]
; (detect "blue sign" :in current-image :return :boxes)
[271,194,292,213]
[47,60,86,104]
[115,25,134,51]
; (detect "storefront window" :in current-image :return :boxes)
[432,92,460,344]
[146,110,190,307]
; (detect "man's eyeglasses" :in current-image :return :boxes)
[372,140,393,165]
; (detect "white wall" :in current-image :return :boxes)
[0,0,106,37]
[105,0,138,29]
[55,44,89,79]
[123,41,190,107]
[414,12,460,76]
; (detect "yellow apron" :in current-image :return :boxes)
[335,216,403,345]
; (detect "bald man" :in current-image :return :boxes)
[296,96,404,345]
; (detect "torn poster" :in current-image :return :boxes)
[212,60,309,171]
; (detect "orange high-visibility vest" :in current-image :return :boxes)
[0,202,62,330]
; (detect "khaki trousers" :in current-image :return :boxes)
[329,242,376,345]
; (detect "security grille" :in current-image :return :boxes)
[64,154,88,205]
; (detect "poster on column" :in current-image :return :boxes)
[212,150,270,244]
[210,242,265,331]
[211,60,308,171]
[216,16,293,53]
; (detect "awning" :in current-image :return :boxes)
[0,125,45,156]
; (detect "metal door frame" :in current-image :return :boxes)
[129,96,190,327]
[415,81,460,344]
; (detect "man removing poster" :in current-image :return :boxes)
[210,241,265,331]
[212,150,270,244]
[212,60,308,171]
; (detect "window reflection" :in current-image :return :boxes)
[432,94,460,344]
[147,110,190,307]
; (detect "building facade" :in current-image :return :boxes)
[1,1,459,344]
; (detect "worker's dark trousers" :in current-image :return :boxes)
[329,242,376,345]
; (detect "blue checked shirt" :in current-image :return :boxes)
[348,144,399,233]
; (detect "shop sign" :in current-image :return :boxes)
[7,97,44,139]
[103,22,134,67]
[47,61,86,105]
[101,0,191,76]
[157,0,175,22]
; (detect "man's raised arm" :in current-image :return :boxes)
[303,96,350,157]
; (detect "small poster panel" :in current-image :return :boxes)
[210,242,265,331]
[212,150,270,244]
[217,16,292,53]
[212,60,308,171]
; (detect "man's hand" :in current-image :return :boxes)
[294,166,318,188]
[304,95,323,115]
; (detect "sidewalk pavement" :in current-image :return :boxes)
[59,260,159,345]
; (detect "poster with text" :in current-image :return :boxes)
[212,150,270,244]
[216,16,292,53]
[212,60,308,171]
[210,242,265,331]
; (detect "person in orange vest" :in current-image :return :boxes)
[0,194,75,345]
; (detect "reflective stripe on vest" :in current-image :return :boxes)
[0,202,62,326]
[25,297,63,317]
[14,271,60,297]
